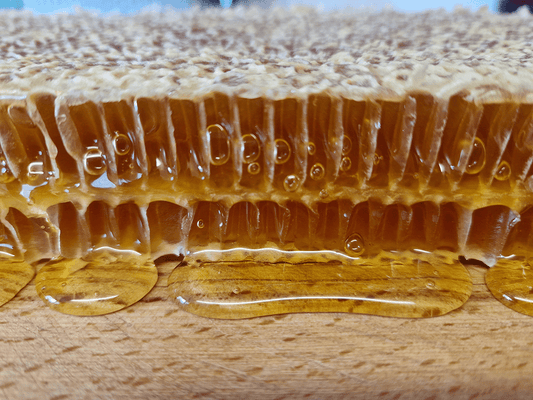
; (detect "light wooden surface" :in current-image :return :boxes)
[0,261,532,400]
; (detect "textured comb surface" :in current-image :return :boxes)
[0,7,532,99]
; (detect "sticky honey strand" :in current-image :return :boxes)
[0,90,531,317]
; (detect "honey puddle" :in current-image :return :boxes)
[0,258,34,307]
[35,249,157,315]
[0,223,34,307]
[168,250,473,319]
[485,257,533,316]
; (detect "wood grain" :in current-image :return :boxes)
[0,260,532,400]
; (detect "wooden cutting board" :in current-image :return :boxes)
[0,261,531,400]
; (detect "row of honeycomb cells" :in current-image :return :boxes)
[0,199,519,264]
[0,200,528,316]
[0,92,531,198]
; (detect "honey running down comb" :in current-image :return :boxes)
[0,6,533,317]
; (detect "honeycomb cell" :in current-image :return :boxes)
[203,93,235,188]
[136,97,176,182]
[102,100,144,185]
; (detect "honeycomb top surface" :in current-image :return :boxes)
[0,6,532,101]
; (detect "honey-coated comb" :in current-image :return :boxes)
[1,7,533,317]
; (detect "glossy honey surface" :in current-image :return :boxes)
[169,250,472,319]
[0,91,531,317]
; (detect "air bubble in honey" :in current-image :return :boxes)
[274,139,291,164]
[208,124,230,166]
[35,251,157,316]
[344,233,365,256]
[8,105,35,128]
[340,156,352,172]
[27,161,45,182]
[516,127,532,150]
[113,132,132,156]
[248,162,260,175]
[319,189,329,199]
[495,160,511,181]
[465,137,486,175]
[283,174,300,192]
[84,147,106,175]
[307,142,316,156]
[310,163,325,180]
[197,219,205,229]
[371,149,385,178]
[241,133,261,164]
[0,157,15,184]
[342,135,352,156]
[373,151,383,166]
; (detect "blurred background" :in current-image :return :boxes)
[0,0,531,15]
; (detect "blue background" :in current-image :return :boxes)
[0,0,498,13]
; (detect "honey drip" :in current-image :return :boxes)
[168,250,472,319]
[0,91,531,318]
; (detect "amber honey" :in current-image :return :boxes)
[0,90,531,318]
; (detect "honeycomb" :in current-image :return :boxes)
[0,7,533,317]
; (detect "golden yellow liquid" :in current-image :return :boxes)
[168,250,472,319]
[486,258,533,316]
[35,251,157,316]
[0,222,34,306]
[0,92,532,318]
